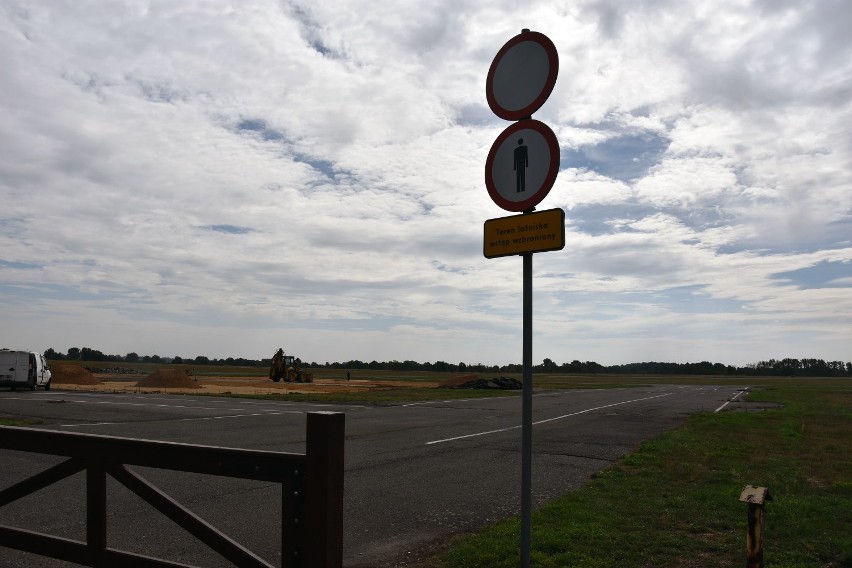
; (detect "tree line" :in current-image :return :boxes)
[44,347,262,368]
[42,347,852,377]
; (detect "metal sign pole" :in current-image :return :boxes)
[484,30,559,568]
[521,251,533,568]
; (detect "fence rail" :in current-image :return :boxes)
[0,411,344,568]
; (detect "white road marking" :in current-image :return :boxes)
[400,388,631,408]
[401,397,507,407]
[58,410,304,427]
[178,411,302,421]
[12,392,250,411]
[43,398,251,412]
[714,388,749,413]
[425,392,675,445]
[10,391,368,411]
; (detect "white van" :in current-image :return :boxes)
[0,349,52,391]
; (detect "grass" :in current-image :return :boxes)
[0,417,42,426]
[439,381,852,568]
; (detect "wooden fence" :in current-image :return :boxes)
[0,411,344,568]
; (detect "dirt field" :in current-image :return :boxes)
[54,372,441,395]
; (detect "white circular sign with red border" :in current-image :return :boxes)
[486,31,559,121]
[485,119,560,212]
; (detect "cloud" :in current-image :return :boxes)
[1,0,851,366]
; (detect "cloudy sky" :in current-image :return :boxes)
[2,1,851,367]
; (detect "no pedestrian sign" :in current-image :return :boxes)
[486,31,559,121]
[485,120,560,213]
[484,208,565,258]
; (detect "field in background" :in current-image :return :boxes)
[52,360,464,382]
[47,360,851,404]
[52,359,838,388]
[48,361,519,402]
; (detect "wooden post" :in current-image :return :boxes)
[739,485,772,568]
[305,412,345,568]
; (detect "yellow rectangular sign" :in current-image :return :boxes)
[484,208,565,258]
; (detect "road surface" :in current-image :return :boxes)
[0,384,744,567]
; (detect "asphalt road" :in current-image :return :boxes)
[0,384,745,567]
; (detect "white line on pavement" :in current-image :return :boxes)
[51,399,250,411]
[39,391,370,410]
[425,392,675,445]
[178,411,302,421]
[9,394,296,413]
[401,397,506,407]
[60,422,120,427]
[714,388,749,413]
[58,410,304,427]
[400,388,631,408]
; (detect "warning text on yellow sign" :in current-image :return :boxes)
[484,208,565,259]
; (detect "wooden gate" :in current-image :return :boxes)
[0,411,344,567]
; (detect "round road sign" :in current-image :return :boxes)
[485,119,560,212]
[486,31,559,121]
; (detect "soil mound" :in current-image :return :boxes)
[447,376,523,390]
[137,369,201,389]
[51,364,100,385]
[440,374,481,388]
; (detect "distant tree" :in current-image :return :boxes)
[44,348,64,360]
[79,347,106,361]
[172,356,183,364]
[194,355,210,365]
[67,347,80,360]
[125,352,139,363]
[151,355,162,363]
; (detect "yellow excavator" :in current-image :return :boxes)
[269,348,313,383]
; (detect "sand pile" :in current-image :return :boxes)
[51,364,100,385]
[136,369,201,389]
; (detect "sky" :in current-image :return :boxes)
[1,1,851,367]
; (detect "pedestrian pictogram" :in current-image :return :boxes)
[514,138,528,193]
[485,120,559,212]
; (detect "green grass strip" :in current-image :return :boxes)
[442,383,852,567]
[0,417,42,426]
